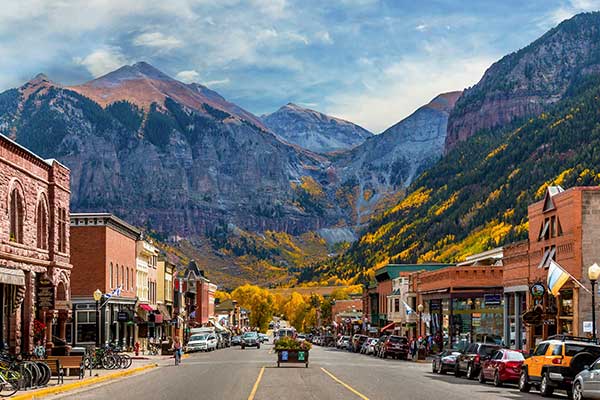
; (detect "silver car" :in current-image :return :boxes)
[573,357,600,400]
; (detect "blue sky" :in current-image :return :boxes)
[1,0,599,132]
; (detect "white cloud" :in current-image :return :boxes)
[315,31,334,44]
[415,24,428,32]
[204,78,230,87]
[73,47,129,77]
[541,0,600,28]
[251,0,287,18]
[326,43,496,132]
[176,70,200,83]
[133,32,182,50]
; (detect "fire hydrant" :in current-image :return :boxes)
[134,341,140,356]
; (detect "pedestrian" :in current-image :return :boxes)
[172,336,182,366]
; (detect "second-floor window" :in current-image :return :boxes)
[394,299,400,313]
[36,198,48,249]
[57,207,67,252]
[9,187,24,243]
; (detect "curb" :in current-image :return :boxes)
[12,363,158,400]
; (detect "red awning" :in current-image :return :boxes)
[380,322,395,333]
[139,304,153,312]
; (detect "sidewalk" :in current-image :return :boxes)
[11,353,186,400]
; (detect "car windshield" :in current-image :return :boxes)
[243,333,257,338]
[190,334,207,341]
[565,344,600,357]
[505,351,525,361]
[389,336,407,344]
[480,345,500,356]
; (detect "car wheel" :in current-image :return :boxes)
[382,352,387,359]
[478,368,485,384]
[518,370,530,393]
[455,364,462,377]
[432,361,437,374]
[540,373,554,397]
[572,381,582,400]
[467,363,474,380]
[437,362,445,375]
[493,370,502,387]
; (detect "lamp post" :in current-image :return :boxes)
[417,304,424,338]
[93,289,102,347]
[588,263,600,341]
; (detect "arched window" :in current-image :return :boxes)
[116,264,119,288]
[9,187,24,243]
[57,207,67,253]
[110,262,113,288]
[126,268,129,291]
[36,197,48,249]
[121,265,124,288]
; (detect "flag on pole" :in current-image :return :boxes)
[546,260,591,296]
[105,285,122,298]
[403,301,414,315]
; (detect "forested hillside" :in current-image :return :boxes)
[309,75,600,282]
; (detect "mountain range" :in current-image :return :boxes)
[0,60,452,286]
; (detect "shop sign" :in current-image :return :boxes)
[484,294,501,306]
[117,311,130,322]
[36,276,55,309]
[530,283,546,299]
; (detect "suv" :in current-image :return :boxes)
[379,335,409,359]
[519,335,600,397]
[455,342,501,379]
[241,332,261,349]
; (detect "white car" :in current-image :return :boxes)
[186,333,218,352]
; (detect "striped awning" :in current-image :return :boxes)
[0,267,25,286]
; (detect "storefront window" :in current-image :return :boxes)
[76,310,97,343]
[451,295,503,345]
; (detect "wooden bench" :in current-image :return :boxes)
[45,359,63,384]
[46,356,84,380]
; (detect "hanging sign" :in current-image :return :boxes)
[530,283,546,299]
[36,276,55,309]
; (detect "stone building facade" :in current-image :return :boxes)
[0,134,71,354]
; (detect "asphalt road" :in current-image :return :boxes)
[53,343,569,400]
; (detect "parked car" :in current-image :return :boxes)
[455,342,502,379]
[297,334,306,342]
[432,349,462,374]
[241,332,261,349]
[336,336,350,349]
[186,333,217,352]
[379,335,409,360]
[478,349,524,386]
[365,338,379,355]
[231,335,242,346]
[374,335,387,357]
[519,335,600,397]
[360,338,371,354]
[354,335,369,353]
[258,333,269,343]
[573,356,600,400]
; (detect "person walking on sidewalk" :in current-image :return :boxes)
[172,337,182,366]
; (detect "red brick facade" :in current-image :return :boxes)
[0,134,71,354]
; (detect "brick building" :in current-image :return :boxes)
[502,186,600,350]
[70,213,140,347]
[0,134,71,354]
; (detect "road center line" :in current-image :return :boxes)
[320,367,370,400]
[247,366,265,400]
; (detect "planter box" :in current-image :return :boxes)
[276,349,309,367]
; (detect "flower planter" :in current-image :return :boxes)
[276,349,309,368]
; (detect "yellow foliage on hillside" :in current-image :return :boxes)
[508,168,520,181]
[485,143,507,160]
[386,187,432,215]
[360,221,395,245]
[434,220,512,262]
[433,191,459,216]
[299,176,325,198]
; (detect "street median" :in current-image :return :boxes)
[11,363,158,400]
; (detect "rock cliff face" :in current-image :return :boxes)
[0,65,336,237]
[261,103,372,153]
[446,12,600,151]
[332,91,461,223]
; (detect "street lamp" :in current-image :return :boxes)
[417,304,424,338]
[588,263,600,341]
[93,289,103,347]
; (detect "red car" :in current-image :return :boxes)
[478,349,525,387]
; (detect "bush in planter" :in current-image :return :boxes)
[274,336,312,351]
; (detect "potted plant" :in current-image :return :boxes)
[274,336,312,367]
